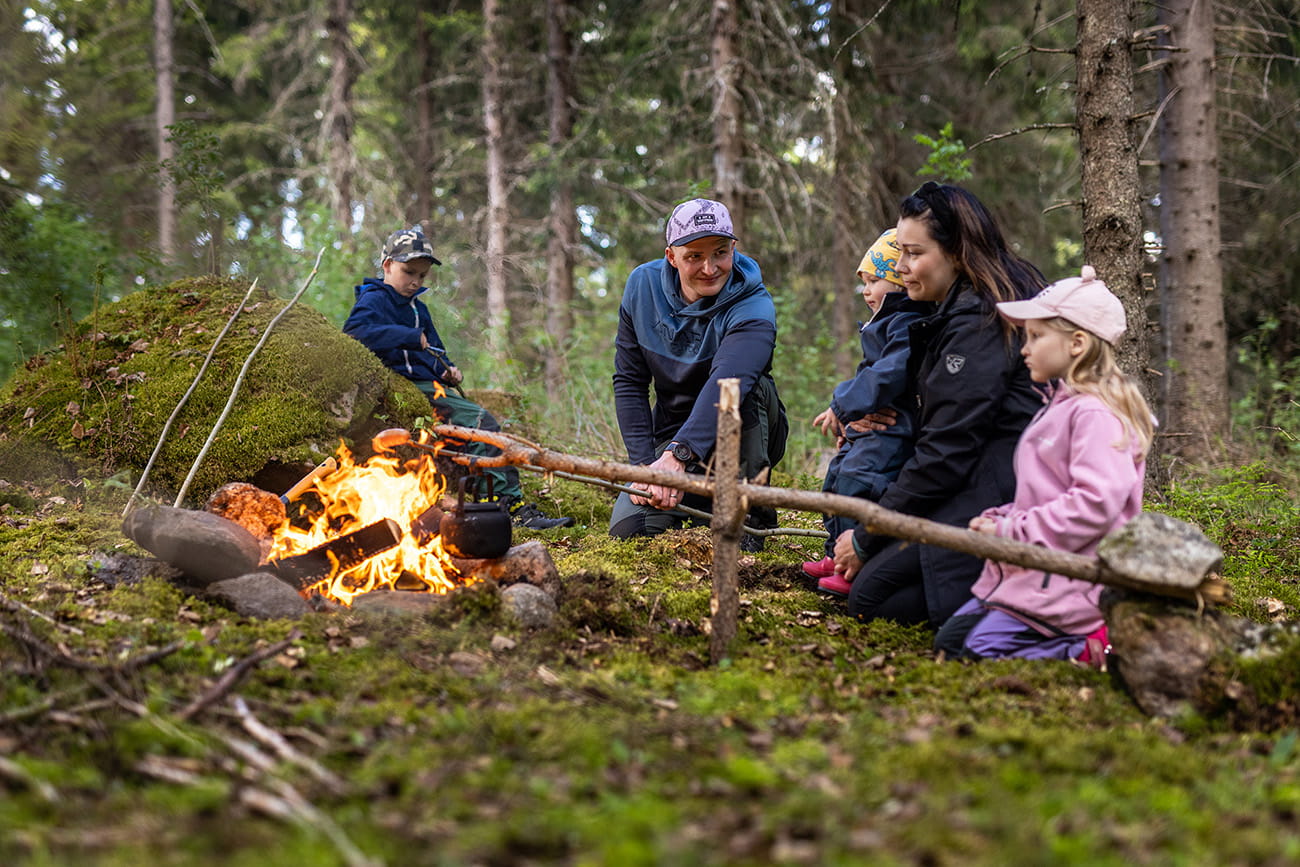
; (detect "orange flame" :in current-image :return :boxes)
[268,437,462,606]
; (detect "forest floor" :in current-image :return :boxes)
[2,464,1300,866]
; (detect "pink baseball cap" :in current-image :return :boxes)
[665,199,737,247]
[996,265,1127,344]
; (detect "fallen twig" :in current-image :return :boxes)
[125,278,259,517]
[175,249,325,506]
[233,696,348,796]
[177,631,302,722]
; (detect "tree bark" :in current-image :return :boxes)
[153,0,177,265]
[1075,0,1159,479]
[1157,0,1228,464]
[829,0,868,378]
[544,0,576,400]
[711,0,745,231]
[413,12,437,224]
[324,0,356,233]
[482,0,510,357]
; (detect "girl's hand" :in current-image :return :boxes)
[968,516,998,535]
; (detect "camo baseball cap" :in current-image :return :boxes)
[381,226,442,265]
[665,199,737,247]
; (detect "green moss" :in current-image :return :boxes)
[0,277,430,502]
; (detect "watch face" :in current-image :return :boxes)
[672,444,693,463]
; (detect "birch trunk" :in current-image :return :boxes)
[482,0,510,356]
[154,0,177,265]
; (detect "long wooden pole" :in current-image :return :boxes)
[427,424,1229,604]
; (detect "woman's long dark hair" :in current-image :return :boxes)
[900,182,1047,337]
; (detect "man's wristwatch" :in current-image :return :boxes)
[666,441,694,464]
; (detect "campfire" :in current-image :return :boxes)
[267,434,465,606]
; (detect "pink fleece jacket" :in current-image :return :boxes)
[970,386,1145,636]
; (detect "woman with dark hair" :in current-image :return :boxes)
[827,182,1047,627]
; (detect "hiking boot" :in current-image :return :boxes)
[510,502,575,531]
[801,556,836,581]
[739,531,765,553]
[817,572,852,599]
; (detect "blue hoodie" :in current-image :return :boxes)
[343,277,457,385]
[612,252,777,465]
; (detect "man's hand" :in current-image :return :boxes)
[629,450,687,510]
[832,529,862,578]
[812,407,843,438]
[845,407,899,434]
[443,365,464,387]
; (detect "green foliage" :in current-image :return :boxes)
[0,198,132,382]
[914,122,974,182]
[1232,316,1300,467]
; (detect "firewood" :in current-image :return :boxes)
[269,518,403,590]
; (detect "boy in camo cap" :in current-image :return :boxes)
[343,225,573,530]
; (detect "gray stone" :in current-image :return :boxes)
[501,582,557,630]
[1098,512,1223,589]
[122,504,262,587]
[348,590,447,617]
[204,572,312,619]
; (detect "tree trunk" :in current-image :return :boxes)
[413,12,437,224]
[1156,0,1228,464]
[324,0,356,233]
[829,0,867,378]
[711,0,745,231]
[544,0,576,400]
[153,0,177,266]
[1075,0,1159,478]
[482,0,509,357]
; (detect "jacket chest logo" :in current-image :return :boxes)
[944,354,966,375]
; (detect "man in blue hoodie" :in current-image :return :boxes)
[610,199,788,544]
[344,226,573,530]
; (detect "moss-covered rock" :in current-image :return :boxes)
[0,276,431,503]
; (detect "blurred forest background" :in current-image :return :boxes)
[1,0,1297,480]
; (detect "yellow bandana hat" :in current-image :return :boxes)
[856,229,905,288]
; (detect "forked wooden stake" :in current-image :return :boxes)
[709,378,745,664]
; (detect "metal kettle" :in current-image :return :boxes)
[440,476,512,559]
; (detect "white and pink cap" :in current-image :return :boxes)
[665,199,737,247]
[996,265,1127,345]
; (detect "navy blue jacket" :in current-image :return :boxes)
[830,291,932,432]
[343,278,457,385]
[855,281,1041,623]
[613,252,777,465]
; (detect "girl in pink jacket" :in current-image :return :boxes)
[933,265,1155,666]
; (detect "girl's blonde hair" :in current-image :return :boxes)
[1041,317,1156,458]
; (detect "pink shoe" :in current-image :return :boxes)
[817,572,853,599]
[801,556,837,580]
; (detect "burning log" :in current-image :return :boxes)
[269,518,403,590]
